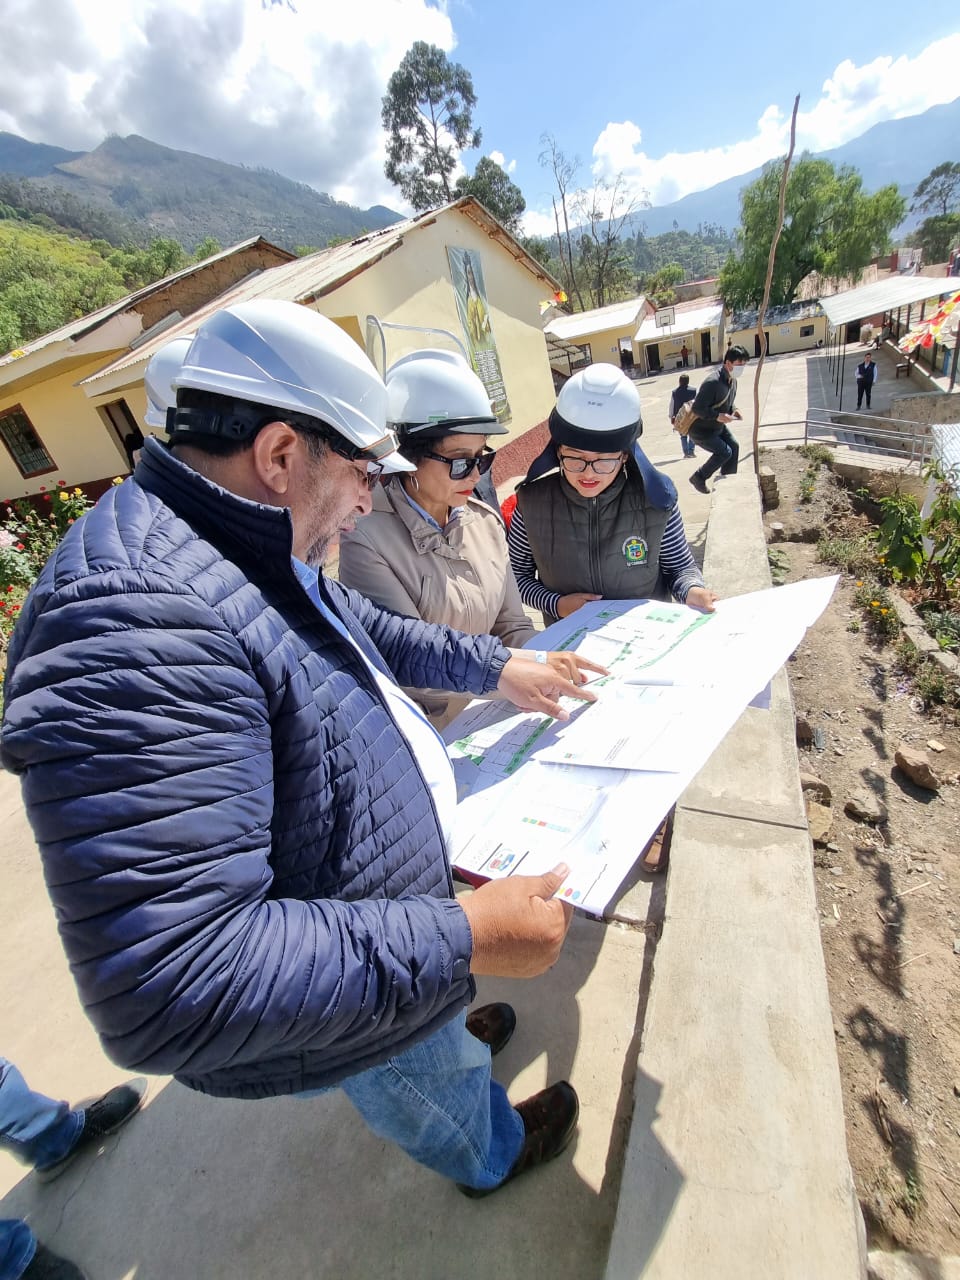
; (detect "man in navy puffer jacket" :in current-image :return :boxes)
[1,302,588,1197]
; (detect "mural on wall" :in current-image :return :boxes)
[446,246,511,424]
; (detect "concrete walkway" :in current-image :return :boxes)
[604,471,865,1279]
[0,354,864,1279]
[0,776,653,1278]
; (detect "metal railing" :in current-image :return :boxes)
[757,408,934,467]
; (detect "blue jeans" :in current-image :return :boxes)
[689,423,740,480]
[0,1059,84,1280]
[305,1013,525,1191]
[0,1221,35,1280]
[681,435,697,458]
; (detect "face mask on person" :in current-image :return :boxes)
[731,363,747,378]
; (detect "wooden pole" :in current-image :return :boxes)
[752,95,800,474]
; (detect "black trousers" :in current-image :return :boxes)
[688,424,739,480]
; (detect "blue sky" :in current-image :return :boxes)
[449,1,960,230]
[0,0,957,233]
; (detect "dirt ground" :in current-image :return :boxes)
[761,448,960,1256]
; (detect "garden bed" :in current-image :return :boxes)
[761,446,960,1257]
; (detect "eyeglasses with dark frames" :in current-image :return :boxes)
[421,447,496,480]
[558,451,624,475]
[283,413,388,489]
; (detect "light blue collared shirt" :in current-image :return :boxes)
[400,486,464,533]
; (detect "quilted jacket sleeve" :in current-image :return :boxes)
[327,579,512,695]
[1,571,474,1078]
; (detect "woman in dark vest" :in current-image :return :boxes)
[507,363,717,625]
[506,363,718,873]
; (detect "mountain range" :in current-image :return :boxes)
[1,96,958,253]
[625,97,960,239]
[0,132,400,251]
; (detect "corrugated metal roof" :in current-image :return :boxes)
[81,198,560,390]
[0,236,292,369]
[820,276,959,327]
[729,300,824,330]
[545,297,647,342]
[545,332,588,361]
[635,300,723,343]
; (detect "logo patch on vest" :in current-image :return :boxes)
[622,535,648,566]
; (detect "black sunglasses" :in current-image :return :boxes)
[421,447,496,480]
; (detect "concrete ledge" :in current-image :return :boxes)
[888,592,960,680]
[605,471,867,1279]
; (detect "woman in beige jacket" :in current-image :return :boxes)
[339,350,601,727]
[340,350,603,1059]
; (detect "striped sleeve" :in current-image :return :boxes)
[506,507,562,617]
[659,503,704,603]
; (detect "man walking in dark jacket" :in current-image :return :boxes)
[687,345,748,494]
[1,301,594,1199]
[669,373,698,459]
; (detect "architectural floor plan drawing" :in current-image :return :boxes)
[445,577,838,913]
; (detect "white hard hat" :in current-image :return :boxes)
[550,364,643,452]
[171,300,413,472]
[386,349,505,439]
[143,335,195,428]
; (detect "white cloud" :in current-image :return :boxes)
[581,33,960,216]
[488,149,517,175]
[521,208,563,239]
[796,35,960,149]
[0,0,455,210]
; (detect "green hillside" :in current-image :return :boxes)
[0,213,218,354]
[10,133,400,252]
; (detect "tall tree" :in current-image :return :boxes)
[719,156,906,310]
[911,161,960,218]
[454,156,525,233]
[382,42,481,211]
[574,175,646,308]
[539,134,586,311]
[909,213,960,264]
[643,262,685,307]
[520,235,554,268]
[908,160,960,265]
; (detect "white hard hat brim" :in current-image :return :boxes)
[379,448,416,474]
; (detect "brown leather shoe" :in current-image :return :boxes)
[465,1002,517,1056]
[457,1081,579,1198]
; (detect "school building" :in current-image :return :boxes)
[0,198,561,501]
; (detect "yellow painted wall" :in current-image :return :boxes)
[313,211,557,440]
[0,354,134,499]
[727,314,827,356]
[557,323,637,368]
[634,326,723,373]
[1,209,558,494]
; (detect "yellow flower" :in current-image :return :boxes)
[73,487,82,496]
[880,608,888,615]
[58,492,68,502]
[112,476,123,486]
[855,580,863,586]
[870,600,880,607]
